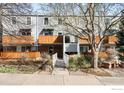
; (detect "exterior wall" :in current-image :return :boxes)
[2,15,119,59]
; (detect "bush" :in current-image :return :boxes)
[68,54,92,70]
[68,57,77,71]
[78,55,92,69]
[39,52,53,71]
[42,52,52,65]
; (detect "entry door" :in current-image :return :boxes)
[49,46,54,55]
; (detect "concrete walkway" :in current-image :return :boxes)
[0,73,124,85]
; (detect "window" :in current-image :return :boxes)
[58,18,62,25]
[44,31,53,35]
[58,32,62,36]
[21,46,31,52]
[19,29,31,36]
[40,29,54,36]
[105,18,110,26]
[27,17,31,25]
[80,46,89,53]
[12,17,16,24]
[44,18,48,25]
[3,46,16,52]
[65,36,70,43]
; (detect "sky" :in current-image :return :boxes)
[32,3,41,12]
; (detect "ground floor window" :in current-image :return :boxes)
[31,46,38,51]
[100,45,115,52]
[3,46,16,52]
[21,46,31,52]
[80,46,89,53]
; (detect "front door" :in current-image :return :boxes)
[52,45,63,59]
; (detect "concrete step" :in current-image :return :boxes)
[52,68,69,75]
[55,60,65,68]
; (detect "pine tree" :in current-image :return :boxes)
[116,11,124,61]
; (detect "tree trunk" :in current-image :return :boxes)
[93,51,99,68]
[0,4,3,52]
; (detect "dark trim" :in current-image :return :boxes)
[38,43,63,45]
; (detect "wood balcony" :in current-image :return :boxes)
[38,35,63,44]
[79,36,117,45]
[2,35,34,46]
[79,37,89,44]
[108,36,117,44]
[0,52,41,59]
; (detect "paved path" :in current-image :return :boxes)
[0,73,124,85]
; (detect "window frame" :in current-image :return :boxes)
[12,17,16,24]
[58,18,62,25]
[27,17,31,25]
[44,18,49,25]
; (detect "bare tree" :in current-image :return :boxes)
[40,3,124,68]
[0,3,32,52]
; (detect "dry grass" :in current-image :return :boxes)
[0,64,39,74]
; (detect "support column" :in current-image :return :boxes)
[77,38,80,55]
[63,34,65,60]
[0,4,3,52]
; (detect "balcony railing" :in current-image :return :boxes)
[79,36,117,45]
[0,52,41,59]
[38,35,63,44]
[108,36,117,44]
[2,35,34,45]
[79,37,89,44]
[65,43,78,52]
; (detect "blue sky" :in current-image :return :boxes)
[32,3,41,11]
[31,3,124,15]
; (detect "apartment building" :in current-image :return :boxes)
[1,15,118,60]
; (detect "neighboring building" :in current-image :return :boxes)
[1,15,118,60]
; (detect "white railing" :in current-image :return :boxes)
[52,53,57,67]
[65,43,78,52]
[64,53,69,67]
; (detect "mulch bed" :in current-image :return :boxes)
[81,68,112,76]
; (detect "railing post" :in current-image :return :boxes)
[52,53,57,68]
[64,53,69,67]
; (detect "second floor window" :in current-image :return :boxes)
[40,29,53,36]
[12,17,16,24]
[27,17,31,25]
[44,18,48,25]
[58,18,62,25]
[65,36,70,43]
[19,29,31,36]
